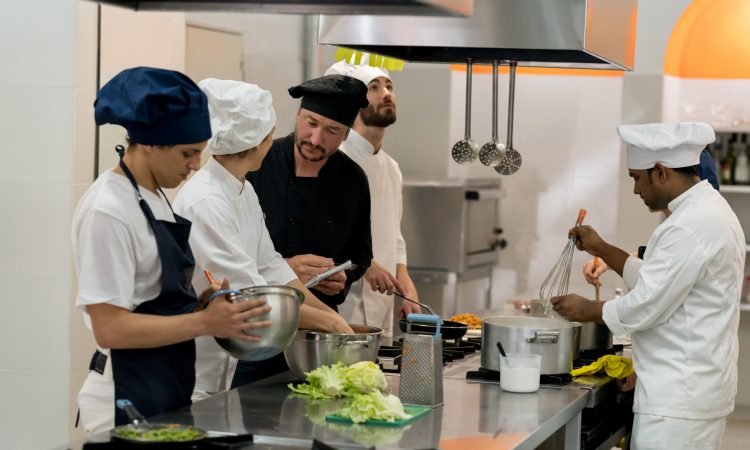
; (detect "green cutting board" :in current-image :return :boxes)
[325,405,432,427]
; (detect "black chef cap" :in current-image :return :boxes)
[288,75,368,127]
[94,66,212,146]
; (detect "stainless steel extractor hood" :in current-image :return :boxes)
[92,0,473,16]
[318,0,637,70]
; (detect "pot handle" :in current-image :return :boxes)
[525,331,560,343]
[335,339,372,348]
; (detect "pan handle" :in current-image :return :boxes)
[335,339,372,348]
[116,399,148,426]
[525,331,560,344]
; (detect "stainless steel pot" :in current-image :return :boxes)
[481,316,581,375]
[211,285,304,362]
[580,322,613,351]
[284,324,382,378]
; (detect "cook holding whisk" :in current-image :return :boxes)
[551,122,743,450]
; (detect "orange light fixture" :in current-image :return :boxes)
[665,0,750,79]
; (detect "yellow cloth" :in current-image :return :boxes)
[570,355,634,379]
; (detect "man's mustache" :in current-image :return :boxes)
[300,140,326,152]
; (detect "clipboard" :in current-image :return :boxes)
[305,260,354,288]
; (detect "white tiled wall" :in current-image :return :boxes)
[0,0,79,448]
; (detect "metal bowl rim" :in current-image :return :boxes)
[296,325,383,341]
[483,315,582,329]
[232,285,304,304]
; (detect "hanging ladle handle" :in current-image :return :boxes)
[506,60,517,150]
[491,59,499,142]
[464,58,473,140]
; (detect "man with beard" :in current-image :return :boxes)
[325,59,422,341]
[234,74,372,387]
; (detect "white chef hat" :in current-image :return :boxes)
[198,78,276,155]
[325,53,390,87]
[618,122,715,170]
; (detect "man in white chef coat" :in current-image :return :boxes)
[325,57,422,340]
[551,122,745,449]
[174,79,353,400]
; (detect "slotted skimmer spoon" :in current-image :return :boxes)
[452,58,479,164]
[539,209,587,317]
[479,59,507,167]
[495,60,523,175]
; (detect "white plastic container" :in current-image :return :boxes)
[500,353,541,393]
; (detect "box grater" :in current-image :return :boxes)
[399,314,443,408]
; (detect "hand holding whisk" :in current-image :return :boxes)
[539,209,587,317]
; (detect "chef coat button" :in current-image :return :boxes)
[289,217,296,225]
[288,178,294,185]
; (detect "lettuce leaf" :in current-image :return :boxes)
[342,361,388,397]
[333,390,412,424]
[288,362,347,399]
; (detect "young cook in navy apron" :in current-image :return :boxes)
[74,67,269,434]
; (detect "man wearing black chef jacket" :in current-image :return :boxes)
[233,74,373,387]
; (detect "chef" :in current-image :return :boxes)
[325,58,422,341]
[582,148,720,286]
[173,78,353,401]
[551,122,744,449]
[236,74,372,387]
[73,67,271,434]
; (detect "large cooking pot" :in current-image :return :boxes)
[580,322,613,350]
[284,324,382,379]
[209,286,304,361]
[481,316,581,375]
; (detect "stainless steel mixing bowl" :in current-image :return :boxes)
[210,285,304,361]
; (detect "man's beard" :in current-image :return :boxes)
[360,102,397,127]
[296,139,331,162]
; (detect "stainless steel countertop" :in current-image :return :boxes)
[66,352,594,449]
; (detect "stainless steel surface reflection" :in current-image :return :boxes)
[62,353,590,450]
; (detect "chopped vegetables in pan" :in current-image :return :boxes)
[116,424,204,442]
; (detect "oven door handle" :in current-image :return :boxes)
[465,189,501,200]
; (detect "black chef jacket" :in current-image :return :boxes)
[246,133,373,310]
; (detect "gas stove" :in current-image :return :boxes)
[377,336,482,373]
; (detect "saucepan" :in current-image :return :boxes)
[284,324,382,379]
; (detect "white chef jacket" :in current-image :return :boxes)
[174,157,296,400]
[602,180,745,420]
[338,130,407,336]
[72,169,177,434]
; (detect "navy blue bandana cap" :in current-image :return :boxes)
[94,66,212,146]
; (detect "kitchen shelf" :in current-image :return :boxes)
[741,303,750,312]
[721,185,750,194]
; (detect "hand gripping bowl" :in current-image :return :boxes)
[207,286,304,361]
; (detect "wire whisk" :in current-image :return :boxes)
[539,209,587,317]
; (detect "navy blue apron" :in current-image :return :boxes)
[107,146,198,426]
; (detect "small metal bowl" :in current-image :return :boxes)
[211,285,304,361]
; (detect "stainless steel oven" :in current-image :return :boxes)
[400,178,506,318]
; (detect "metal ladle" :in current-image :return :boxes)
[451,58,479,164]
[479,59,507,167]
[495,60,523,175]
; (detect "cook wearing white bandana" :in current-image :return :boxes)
[326,56,422,338]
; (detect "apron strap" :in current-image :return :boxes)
[115,145,159,223]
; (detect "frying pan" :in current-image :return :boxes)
[398,319,468,340]
[110,399,207,445]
